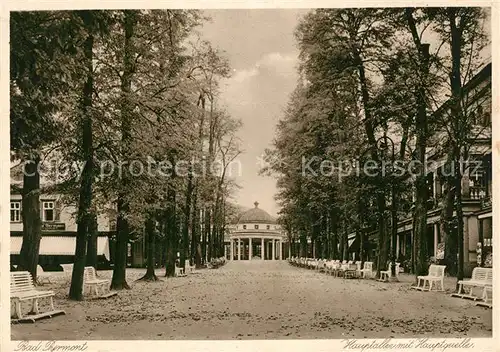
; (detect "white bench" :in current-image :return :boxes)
[10,271,65,321]
[359,262,374,279]
[317,260,327,272]
[343,263,358,279]
[476,285,492,308]
[175,266,187,277]
[83,266,113,298]
[331,261,342,277]
[413,264,446,291]
[354,261,362,277]
[184,261,198,274]
[452,267,492,300]
[61,263,74,280]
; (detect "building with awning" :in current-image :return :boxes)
[10,235,110,259]
[10,162,117,269]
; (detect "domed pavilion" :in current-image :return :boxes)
[228,202,285,260]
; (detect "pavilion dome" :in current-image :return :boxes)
[238,202,276,224]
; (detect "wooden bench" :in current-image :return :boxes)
[452,267,492,300]
[10,271,65,322]
[413,264,446,291]
[83,266,115,298]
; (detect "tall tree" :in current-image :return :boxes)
[69,10,97,300]
[111,10,138,290]
[11,12,77,281]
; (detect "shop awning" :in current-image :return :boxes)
[478,212,492,219]
[10,236,110,260]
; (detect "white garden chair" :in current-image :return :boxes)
[83,266,114,298]
[413,264,446,292]
[359,262,374,279]
[378,262,392,282]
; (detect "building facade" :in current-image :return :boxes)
[10,163,115,269]
[346,63,492,276]
[396,63,492,275]
[227,202,286,260]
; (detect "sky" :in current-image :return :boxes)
[200,9,309,216]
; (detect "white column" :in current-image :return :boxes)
[434,223,438,257]
[464,217,470,265]
[230,239,234,260]
[396,235,400,260]
[237,238,241,260]
[432,172,437,199]
[249,238,253,260]
[279,240,283,260]
[261,238,264,260]
[272,239,276,260]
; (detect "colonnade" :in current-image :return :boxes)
[229,237,283,260]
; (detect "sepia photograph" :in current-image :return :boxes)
[4,2,495,347]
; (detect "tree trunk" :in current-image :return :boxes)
[356,200,364,264]
[191,187,200,266]
[454,150,465,285]
[339,219,345,261]
[111,10,137,290]
[164,189,177,277]
[390,184,398,278]
[440,154,457,275]
[180,171,194,269]
[69,12,94,300]
[406,9,431,278]
[205,207,212,262]
[19,157,42,283]
[138,214,158,281]
[448,7,465,287]
[300,230,307,257]
[353,49,387,276]
[412,114,429,277]
[321,214,328,259]
[86,211,98,269]
[331,211,338,260]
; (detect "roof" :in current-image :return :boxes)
[238,202,276,224]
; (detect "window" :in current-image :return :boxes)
[254,224,259,230]
[242,225,246,230]
[266,225,270,230]
[10,202,21,222]
[43,201,55,222]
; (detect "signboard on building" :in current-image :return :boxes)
[42,222,66,231]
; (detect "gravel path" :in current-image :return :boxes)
[11,261,492,340]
